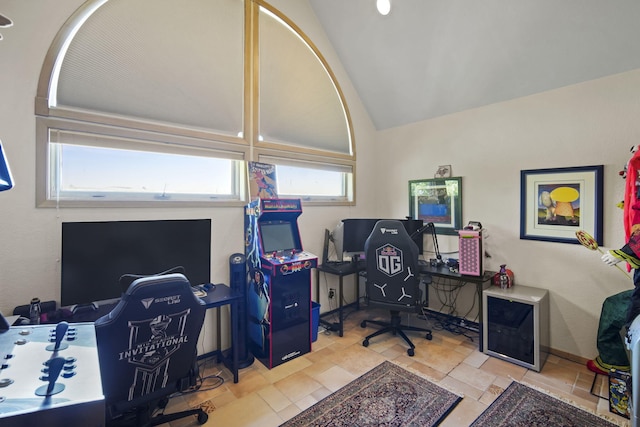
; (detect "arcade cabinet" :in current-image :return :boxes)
[244,198,317,368]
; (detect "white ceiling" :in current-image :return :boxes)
[308,0,640,130]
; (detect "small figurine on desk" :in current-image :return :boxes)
[491,265,514,289]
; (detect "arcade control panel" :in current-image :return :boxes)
[264,250,316,264]
[0,322,104,427]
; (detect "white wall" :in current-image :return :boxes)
[375,70,640,359]
[1,0,636,360]
[0,0,378,352]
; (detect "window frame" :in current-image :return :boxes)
[258,153,354,205]
[35,0,356,208]
[36,117,248,208]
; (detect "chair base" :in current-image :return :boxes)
[361,311,432,356]
[107,399,209,427]
[147,408,208,426]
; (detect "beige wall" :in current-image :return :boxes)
[375,70,640,359]
[0,0,637,360]
[0,0,378,352]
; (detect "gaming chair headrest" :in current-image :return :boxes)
[365,220,418,252]
[119,266,186,294]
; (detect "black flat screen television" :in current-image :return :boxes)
[61,219,211,306]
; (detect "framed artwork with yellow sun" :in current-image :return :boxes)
[520,165,603,244]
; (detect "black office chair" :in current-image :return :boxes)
[95,272,208,426]
[360,220,432,356]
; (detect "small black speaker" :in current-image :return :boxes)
[230,253,246,291]
[229,253,253,368]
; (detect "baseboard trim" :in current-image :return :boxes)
[549,347,589,366]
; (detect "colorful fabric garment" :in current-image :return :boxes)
[595,289,633,369]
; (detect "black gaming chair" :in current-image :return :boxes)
[360,220,432,356]
[95,272,208,426]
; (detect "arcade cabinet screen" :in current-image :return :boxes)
[260,221,297,253]
[61,219,211,306]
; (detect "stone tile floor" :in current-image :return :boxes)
[159,308,629,427]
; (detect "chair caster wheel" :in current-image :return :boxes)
[158,397,169,409]
[363,339,369,347]
[198,412,209,424]
[360,321,367,328]
[426,332,432,340]
[407,348,415,357]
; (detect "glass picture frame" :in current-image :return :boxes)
[409,177,462,235]
[520,165,603,244]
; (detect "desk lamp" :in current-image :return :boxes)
[410,222,442,265]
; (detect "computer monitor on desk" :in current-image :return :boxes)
[330,218,424,262]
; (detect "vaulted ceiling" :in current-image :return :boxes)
[309,0,640,130]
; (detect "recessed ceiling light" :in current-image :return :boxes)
[0,14,13,28]
[376,0,391,16]
[0,13,13,42]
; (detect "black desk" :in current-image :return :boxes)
[316,261,493,349]
[191,284,243,383]
[315,262,365,337]
[420,264,494,349]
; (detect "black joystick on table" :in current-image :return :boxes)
[46,321,69,351]
[35,356,66,396]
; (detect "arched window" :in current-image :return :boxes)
[36,0,354,207]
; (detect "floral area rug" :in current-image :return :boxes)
[470,381,618,427]
[280,360,461,427]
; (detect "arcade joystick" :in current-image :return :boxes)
[46,321,69,351]
[35,356,66,396]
